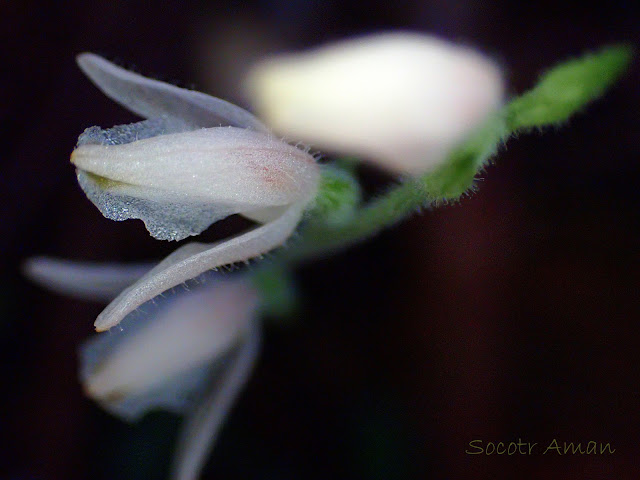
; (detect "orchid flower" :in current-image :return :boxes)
[83,273,260,480]
[24,258,261,480]
[23,36,630,480]
[24,55,320,479]
[71,53,319,331]
[246,33,504,175]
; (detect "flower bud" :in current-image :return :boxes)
[246,33,504,175]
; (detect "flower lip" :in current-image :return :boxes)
[70,126,319,242]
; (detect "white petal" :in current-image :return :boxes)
[77,53,268,131]
[246,33,504,174]
[72,127,318,206]
[22,257,151,302]
[81,278,259,421]
[171,318,261,480]
[81,324,221,421]
[94,202,305,331]
[240,205,289,223]
[89,360,219,421]
[72,127,319,241]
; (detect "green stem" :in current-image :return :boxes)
[288,177,429,262]
[284,116,507,263]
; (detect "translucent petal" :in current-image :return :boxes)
[80,278,259,421]
[94,202,305,331]
[77,53,268,131]
[23,257,151,302]
[77,117,191,147]
[171,319,261,480]
[77,170,239,241]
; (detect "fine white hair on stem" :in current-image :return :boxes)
[171,318,261,480]
[94,202,305,331]
[22,257,151,302]
[76,53,268,132]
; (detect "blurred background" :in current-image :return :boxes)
[0,1,638,479]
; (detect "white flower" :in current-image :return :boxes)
[25,55,320,480]
[25,258,260,480]
[24,55,323,478]
[245,32,504,175]
[70,53,319,331]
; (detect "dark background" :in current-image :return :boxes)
[1,1,638,479]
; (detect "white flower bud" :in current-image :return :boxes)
[246,33,504,174]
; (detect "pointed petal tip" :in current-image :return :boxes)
[76,52,103,75]
[75,51,92,64]
[76,53,118,94]
[22,256,65,286]
[94,312,117,331]
[95,309,119,331]
[21,256,43,280]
